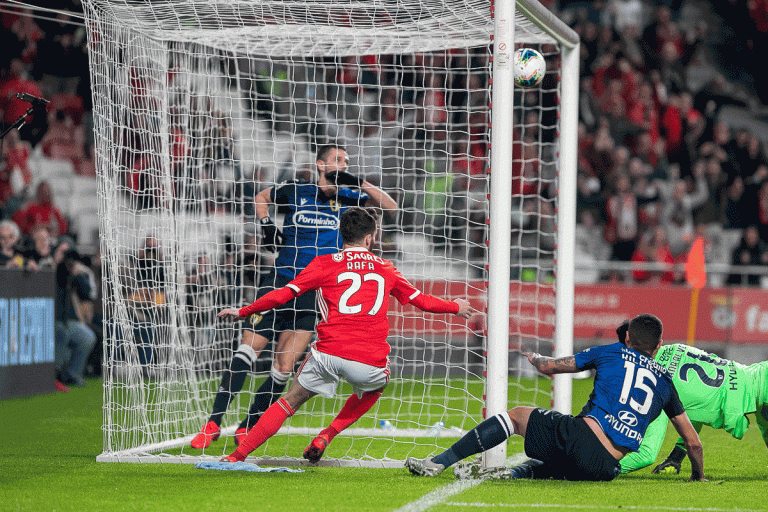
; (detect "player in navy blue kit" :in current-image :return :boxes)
[406,314,706,481]
[192,144,397,449]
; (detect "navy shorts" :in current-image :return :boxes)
[523,408,621,481]
[243,270,317,341]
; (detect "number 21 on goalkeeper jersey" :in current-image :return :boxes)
[285,247,421,368]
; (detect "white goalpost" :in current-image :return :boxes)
[84,0,578,467]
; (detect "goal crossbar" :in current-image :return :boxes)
[86,0,576,54]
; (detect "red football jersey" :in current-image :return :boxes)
[286,247,421,367]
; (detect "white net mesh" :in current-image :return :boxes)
[85,0,569,465]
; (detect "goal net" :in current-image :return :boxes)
[84,0,578,466]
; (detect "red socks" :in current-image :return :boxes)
[228,390,382,462]
[231,397,295,461]
[321,390,382,443]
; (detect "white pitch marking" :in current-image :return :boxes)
[445,503,766,512]
[395,454,528,512]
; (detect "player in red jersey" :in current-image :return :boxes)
[216,207,473,463]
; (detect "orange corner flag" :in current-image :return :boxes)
[685,237,707,290]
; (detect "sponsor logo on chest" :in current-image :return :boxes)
[293,211,339,229]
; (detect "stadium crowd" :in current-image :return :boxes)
[2,0,768,298]
[570,0,768,285]
[1,2,99,390]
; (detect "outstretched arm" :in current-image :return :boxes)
[652,421,704,474]
[669,412,706,481]
[409,295,473,319]
[523,352,579,376]
[218,286,297,321]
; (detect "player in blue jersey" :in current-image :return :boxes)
[406,314,706,481]
[612,319,768,474]
[192,144,397,449]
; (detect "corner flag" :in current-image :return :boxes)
[685,237,706,345]
[685,237,707,290]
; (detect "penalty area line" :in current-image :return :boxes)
[395,454,528,512]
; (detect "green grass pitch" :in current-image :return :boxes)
[2,377,766,512]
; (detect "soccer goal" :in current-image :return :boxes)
[84,0,578,467]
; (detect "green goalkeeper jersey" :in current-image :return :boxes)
[621,344,765,473]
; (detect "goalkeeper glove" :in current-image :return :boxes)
[326,171,363,188]
[616,320,630,345]
[259,217,284,252]
[651,446,686,474]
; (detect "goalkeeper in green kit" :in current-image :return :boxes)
[615,320,768,474]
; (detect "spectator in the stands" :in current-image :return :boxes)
[126,235,168,367]
[606,0,643,34]
[575,210,611,283]
[693,158,728,225]
[40,109,85,168]
[6,10,42,65]
[738,134,767,181]
[55,248,97,387]
[679,91,706,164]
[633,130,666,171]
[582,124,615,179]
[12,181,68,236]
[576,172,604,221]
[640,5,675,60]
[756,181,768,243]
[0,219,23,268]
[23,225,69,271]
[631,226,676,284]
[660,164,709,258]
[660,93,686,167]
[186,253,218,367]
[723,176,759,229]
[416,72,449,142]
[698,121,739,180]
[627,82,660,143]
[604,174,650,273]
[657,39,686,95]
[727,225,768,287]
[0,129,32,216]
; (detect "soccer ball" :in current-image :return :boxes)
[513,48,546,88]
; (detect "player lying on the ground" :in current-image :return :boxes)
[406,314,706,481]
[614,320,768,474]
[215,207,473,463]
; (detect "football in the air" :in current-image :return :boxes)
[513,48,546,88]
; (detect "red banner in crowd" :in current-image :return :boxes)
[388,282,768,344]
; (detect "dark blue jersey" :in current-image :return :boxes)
[575,342,684,451]
[271,180,368,279]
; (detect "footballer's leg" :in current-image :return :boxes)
[190,328,268,449]
[652,421,703,474]
[234,329,313,444]
[303,352,388,463]
[454,458,545,480]
[222,378,317,462]
[408,408,529,476]
[304,388,384,463]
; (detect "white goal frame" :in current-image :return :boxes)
[84,0,579,468]
[485,0,579,468]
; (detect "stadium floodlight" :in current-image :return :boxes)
[84,0,578,467]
